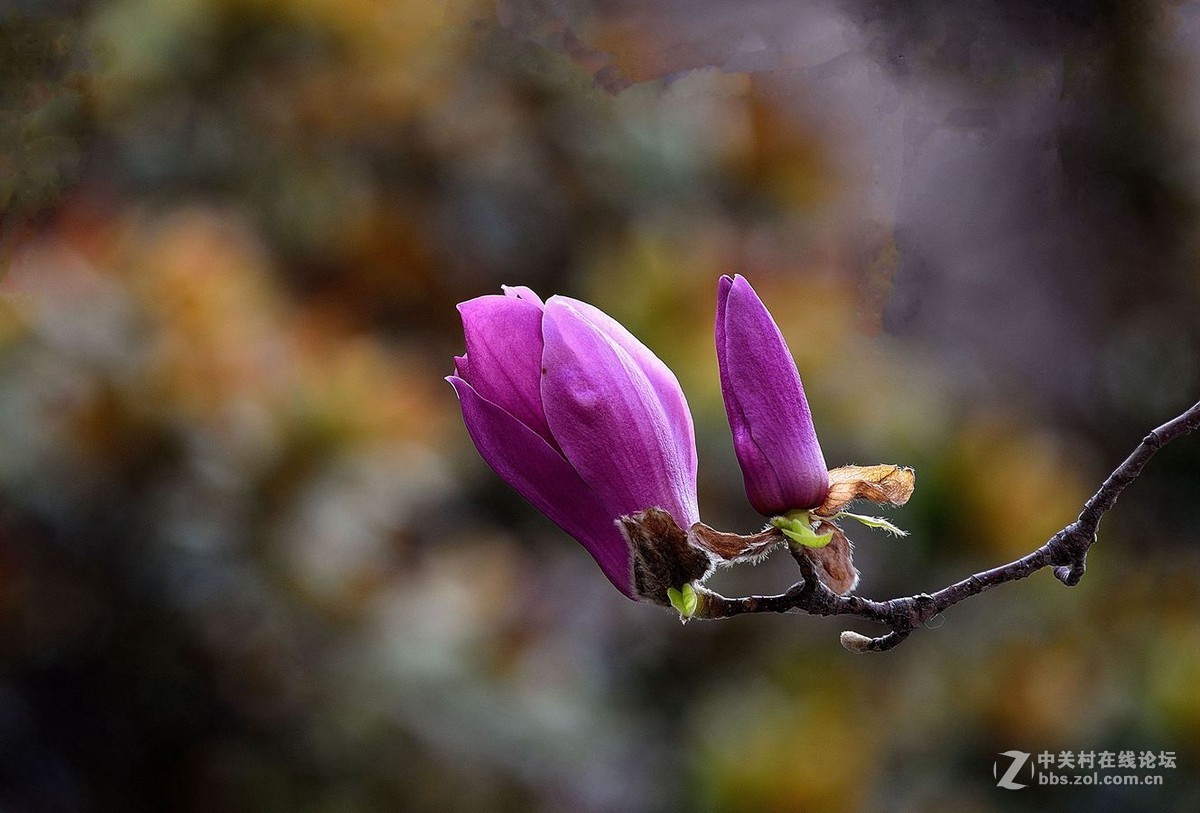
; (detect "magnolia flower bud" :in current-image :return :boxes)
[716,275,830,516]
[449,286,699,598]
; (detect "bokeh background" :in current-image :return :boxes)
[2,0,1199,810]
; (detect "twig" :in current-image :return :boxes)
[697,400,1200,653]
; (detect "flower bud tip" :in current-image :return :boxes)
[840,631,873,653]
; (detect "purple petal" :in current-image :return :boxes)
[715,274,734,412]
[555,297,697,489]
[540,297,700,530]
[457,294,553,446]
[718,275,829,514]
[454,354,469,379]
[502,285,544,307]
[448,375,635,597]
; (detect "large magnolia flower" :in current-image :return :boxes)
[447,285,698,599]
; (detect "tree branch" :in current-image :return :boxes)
[696,400,1200,653]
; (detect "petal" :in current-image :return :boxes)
[718,274,829,514]
[448,375,634,597]
[541,297,700,529]
[454,354,469,379]
[715,274,735,405]
[502,285,544,307]
[552,296,698,488]
[815,465,916,517]
[457,293,554,446]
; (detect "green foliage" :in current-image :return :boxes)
[770,512,834,548]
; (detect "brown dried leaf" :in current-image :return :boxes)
[800,521,859,594]
[688,523,783,565]
[815,464,916,517]
[619,508,713,605]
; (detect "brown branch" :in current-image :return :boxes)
[696,399,1200,653]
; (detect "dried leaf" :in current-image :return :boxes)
[620,508,713,605]
[815,464,916,517]
[687,523,783,565]
[799,521,859,594]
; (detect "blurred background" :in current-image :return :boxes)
[1,0,1199,810]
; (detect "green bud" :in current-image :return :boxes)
[770,511,834,548]
[666,583,698,618]
[681,583,698,617]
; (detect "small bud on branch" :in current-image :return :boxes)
[699,399,1200,652]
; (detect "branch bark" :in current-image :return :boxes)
[696,400,1200,653]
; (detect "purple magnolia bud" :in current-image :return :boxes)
[716,274,829,515]
[449,286,699,598]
